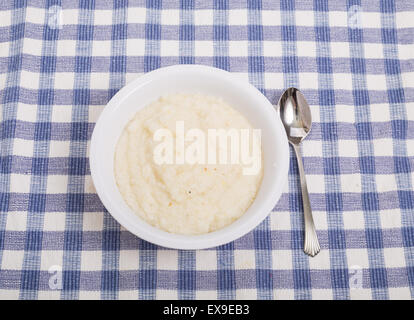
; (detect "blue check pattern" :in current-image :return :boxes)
[0,0,413,300]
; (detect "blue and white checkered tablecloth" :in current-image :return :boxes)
[0,0,413,300]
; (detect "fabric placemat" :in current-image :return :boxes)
[0,0,413,299]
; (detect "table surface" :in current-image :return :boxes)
[0,0,413,300]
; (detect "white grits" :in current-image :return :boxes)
[114,93,263,235]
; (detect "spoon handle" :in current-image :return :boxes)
[292,143,320,257]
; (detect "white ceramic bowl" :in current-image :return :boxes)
[90,65,289,250]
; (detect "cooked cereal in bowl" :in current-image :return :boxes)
[90,65,289,249]
[114,93,263,235]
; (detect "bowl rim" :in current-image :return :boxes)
[90,64,289,250]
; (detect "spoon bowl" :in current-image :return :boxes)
[278,88,312,145]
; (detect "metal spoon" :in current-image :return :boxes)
[278,87,320,257]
